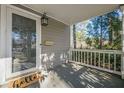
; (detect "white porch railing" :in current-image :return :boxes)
[69,49,122,75]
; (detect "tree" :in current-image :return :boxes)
[107,9,122,48]
[85,37,92,47]
[76,31,85,42]
[86,15,109,49]
[86,9,122,50]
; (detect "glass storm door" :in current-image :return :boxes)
[6,7,41,78]
[12,14,37,72]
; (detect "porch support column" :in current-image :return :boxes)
[121,5,124,79]
[0,5,7,83]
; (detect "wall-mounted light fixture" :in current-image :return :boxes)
[41,12,48,26]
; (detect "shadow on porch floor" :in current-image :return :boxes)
[48,62,124,88]
[29,62,124,88]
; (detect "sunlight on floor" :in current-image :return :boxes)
[39,63,124,88]
[40,71,70,88]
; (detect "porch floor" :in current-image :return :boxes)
[30,63,124,88]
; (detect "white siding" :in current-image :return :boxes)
[41,18,70,68]
[0,5,70,85]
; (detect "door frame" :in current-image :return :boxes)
[5,5,42,79]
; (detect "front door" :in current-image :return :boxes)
[6,6,41,78]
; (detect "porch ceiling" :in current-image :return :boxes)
[23,4,119,25]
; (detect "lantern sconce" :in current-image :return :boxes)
[41,12,48,26]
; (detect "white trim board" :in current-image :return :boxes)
[7,5,41,18]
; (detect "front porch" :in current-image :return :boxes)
[0,4,124,88]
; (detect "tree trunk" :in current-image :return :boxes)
[100,16,103,49]
[73,25,76,48]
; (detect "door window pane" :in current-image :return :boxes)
[12,14,36,73]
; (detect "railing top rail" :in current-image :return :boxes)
[70,48,122,54]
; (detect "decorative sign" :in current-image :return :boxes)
[8,73,44,88]
[44,40,54,46]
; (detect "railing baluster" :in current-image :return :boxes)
[84,52,85,64]
[70,50,72,61]
[94,52,96,66]
[77,51,78,62]
[77,51,79,62]
[81,51,83,63]
[80,51,81,62]
[103,53,105,68]
[114,54,116,71]
[79,51,81,62]
[98,53,100,67]
[108,53,110,70]
[74,51,77,61]
[73,51,74,61]
[78,51,79,62]
[70,50,71,61]
[71,51,73,61]
[87,52,88,64]
[92,52,94,66]
[82,51,84,63]
[72,51,74,61]
[72,51,75,61]
[85,51,87,64]
[76,51,78,62]
[79,51,80,62]
[75,51,76,62]
[71,50,72,61]
[91,52,92,65]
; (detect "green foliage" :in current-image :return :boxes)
[85,37,92,46]
[76,31,85,42]
[75,9,122,50]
